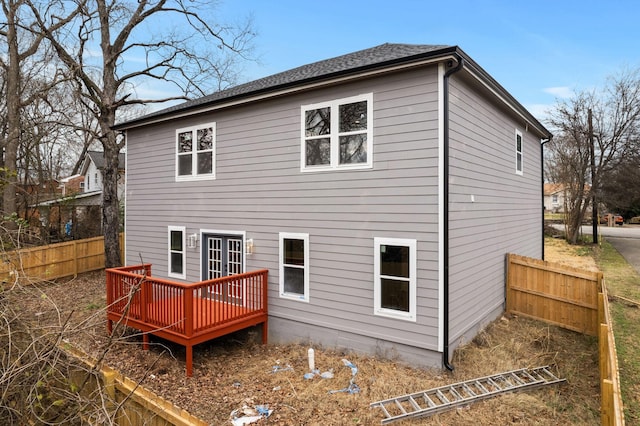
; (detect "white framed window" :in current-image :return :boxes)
[168,226,186,279]
[176,123,216,181]
[279,232,309,302]
[374,238,417,321]
[515,129,523,175]
[301,93,373,172]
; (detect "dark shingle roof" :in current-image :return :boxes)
[114,42,551,139]
[86,151,126,170]
[115,43,455,128]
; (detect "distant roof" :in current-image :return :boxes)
[34,190,102,207]
[114,42,551,139]
[61,174,82,183]
[544,183,565,195]
[544,183,591,195]
[85,151,126,170]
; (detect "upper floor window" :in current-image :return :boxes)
[515,129,523,175]
[176,123,216,181]
[301,93,373,172]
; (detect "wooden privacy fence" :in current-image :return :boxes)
[506,253,624,426]
[63,345,207,426]
[0,233,124,284]
[598,282,625,426]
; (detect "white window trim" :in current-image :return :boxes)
[374,237,417,322]
[279,232,310,302]
[515,129,523,175]
[175,122,216,182]
[168,226,186,279]
[300,93,373,172]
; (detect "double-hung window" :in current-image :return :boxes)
[176,123,216,181]
[374,238,417,321]
[301,93,373,171]
[515,129,523,175]
[279,232,309,302]
[168,226,186,279]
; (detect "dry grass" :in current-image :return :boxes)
[8,240,601,425]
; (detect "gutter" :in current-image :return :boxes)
[442,56,464,372]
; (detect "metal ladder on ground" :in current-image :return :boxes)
[370,366,565,424]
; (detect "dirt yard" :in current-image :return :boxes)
[11,240,601,425]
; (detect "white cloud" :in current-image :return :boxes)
[543,86,573,99]
[526,103,554,121]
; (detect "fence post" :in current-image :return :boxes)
[73,240,79,277]
[602,379,613,426]
[505,254,512,313]
[103,369,117,411]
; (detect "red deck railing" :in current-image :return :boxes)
[106,264,268,376]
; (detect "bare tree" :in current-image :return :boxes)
[0,239,161,424]
[546,68,640,243]
[0,0,80,232]
[599,150,640,218]
[28,0,255,267]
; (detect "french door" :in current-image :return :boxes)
[202,233,244,302]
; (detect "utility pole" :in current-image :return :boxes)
[589,108,598,244]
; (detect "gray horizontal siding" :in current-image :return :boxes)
[125,66,443,354]
[446,73,543,351]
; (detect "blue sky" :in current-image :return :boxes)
[211,0,639,121]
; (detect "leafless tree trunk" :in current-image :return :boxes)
[1,0,22,224]
[1,0,80,240]
[28,0,255,267]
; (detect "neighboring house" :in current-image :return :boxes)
[114,43,552,369]
[80,151,126,200]
[60,174,85,196]
[544,183,565,213]
[36,151,126,240]
[17,178,61,216]
[543,183,592,214]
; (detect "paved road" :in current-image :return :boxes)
[590,224,640,275]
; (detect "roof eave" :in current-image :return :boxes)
[113,46,461,131]
[454,49,552,140]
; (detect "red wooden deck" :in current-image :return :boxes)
[106,264,268,376]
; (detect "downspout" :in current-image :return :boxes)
[540,138,551,260]
[442,56,464,372]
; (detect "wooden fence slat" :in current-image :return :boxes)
[506,253,600,336]
[63,346,208,426]
[506,253,623,426]
[0,233,124,284]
